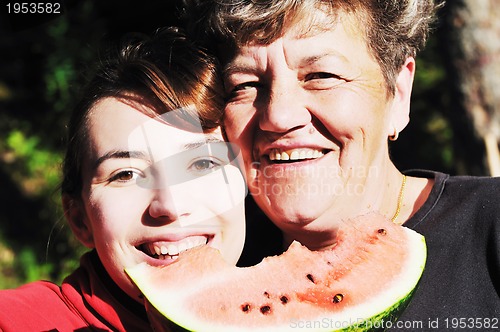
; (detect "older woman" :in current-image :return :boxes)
[185,0,500,326]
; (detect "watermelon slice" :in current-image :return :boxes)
[126,213,426,331]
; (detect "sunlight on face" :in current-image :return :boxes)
[223,12,395,233]
[80,97,246,300]
[127,110,246,222]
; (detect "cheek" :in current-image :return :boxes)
[185,167,247,216]
[312,90,388,140]
[86,189,149,232]
[224,108,258,178]
[217,201,246,265]
[223,105,254,144]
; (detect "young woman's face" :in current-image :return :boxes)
[75,97,246,300]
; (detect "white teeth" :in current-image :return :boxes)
[168,244,179,256]
[178,242,187,253]
[156,254,178,261]
[269,148,325,161]
[145,235,208,259]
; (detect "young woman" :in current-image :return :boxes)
[0,27,247,331]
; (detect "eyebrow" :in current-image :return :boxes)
[93,136,225,169]
[299,51,348,67]
[223,62,258,79]
[93,150,147,169]
[183,136,224,150]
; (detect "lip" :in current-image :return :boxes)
[135,233,215,267]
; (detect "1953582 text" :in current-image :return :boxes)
[5,2,61,14]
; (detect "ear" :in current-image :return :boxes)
[62,194,95,248]
[388,57,415,137]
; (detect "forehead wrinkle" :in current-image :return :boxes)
[224,45,270,79]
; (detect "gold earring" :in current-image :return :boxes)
[389,128,399,141]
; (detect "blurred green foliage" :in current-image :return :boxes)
[0,126,82,286]
[0,1,488,288]
[5,130,61,194]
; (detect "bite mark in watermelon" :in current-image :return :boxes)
[126,213,426,331]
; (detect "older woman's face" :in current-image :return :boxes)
[222,12,411,237]
[75,97,246,301]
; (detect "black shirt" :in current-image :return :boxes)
[395,170,500,331]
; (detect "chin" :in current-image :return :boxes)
[263,186,330,207]
[222,247,245,265]
[214,238,245,265]
[261,201,326,229]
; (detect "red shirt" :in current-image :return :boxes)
[0,250,151,331]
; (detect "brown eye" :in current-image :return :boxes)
[110,170,137,182]
[303,72,346,90]
[226,81,261,102]
[305,72,338,80]
[190,159,219,172]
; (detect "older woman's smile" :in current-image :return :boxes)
[267,147,327,162]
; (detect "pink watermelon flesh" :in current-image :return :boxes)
[127,213,426,331]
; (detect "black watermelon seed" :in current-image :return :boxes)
[280,295,289,304]
[263,291,270,298]
[260,305,271,314]
[332,294,344,303]
[306,274,315,283]
[241,303,251,312]
[377,228,387,235]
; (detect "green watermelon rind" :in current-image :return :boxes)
[324,232,426,332]
[129,227,426,332]
[335,286,419,332]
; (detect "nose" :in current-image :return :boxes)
[148,186,189,222]
[259,82,311,133]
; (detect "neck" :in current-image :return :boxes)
[366,163,407,221]
[281,163,405,251]
[282,227,339,251]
